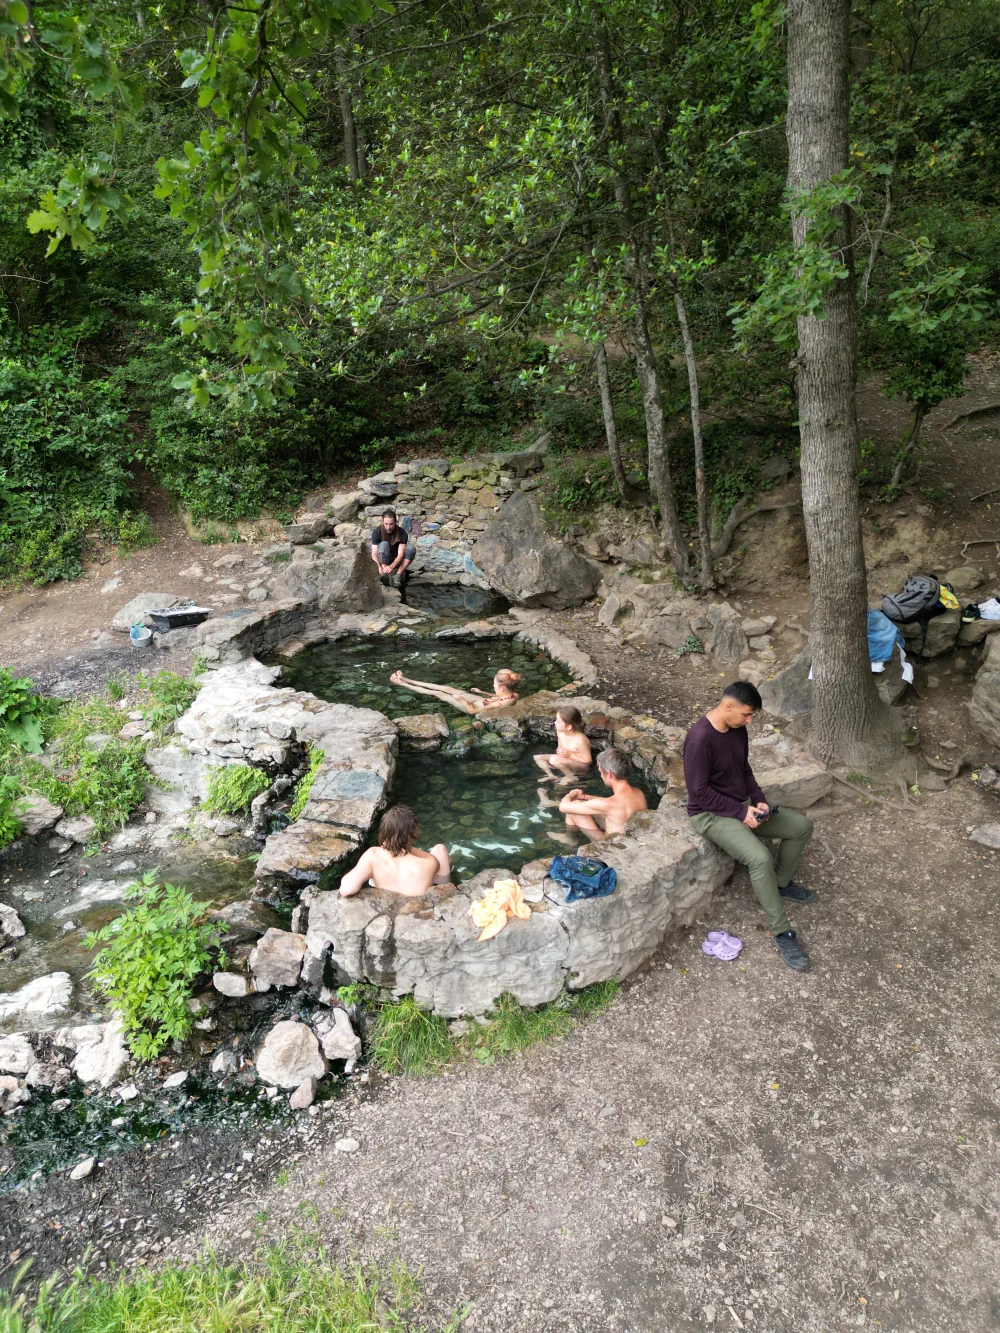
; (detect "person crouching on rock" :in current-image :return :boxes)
[339,805,452,899]
[683,679,816,972]
[553,747,647,843]
[534,706,593,783]
[388,668,521,715]
[371,508,415,587]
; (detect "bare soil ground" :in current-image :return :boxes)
[2,372,1000,1328]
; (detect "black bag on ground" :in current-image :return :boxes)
[881,574,946,655]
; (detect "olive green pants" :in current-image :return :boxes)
[690,805,814,936]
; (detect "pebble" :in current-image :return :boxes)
[70,1157,96,1180]
[163,1071,188,1089]
[335,1137,360,1154]
[116,1084,139,1102]
[662,1215,677,1228]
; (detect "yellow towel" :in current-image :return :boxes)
[469,878,531,941]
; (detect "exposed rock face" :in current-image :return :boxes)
[55,1018,129,1087]
[255,1019,327,1088]
[472,492,601,609]
[304,806,733,1016]
[395,713,450,752]
[26,1061,72,1091]
[16,794,64,837]
[0,1033,35,1074]
[0,972,73,1023]
[196,603,313,665]
[707,602,750,666]
[249,928,308,990]
[268,545,382,614]
[255,820,359,884]
[0,903,26,945]
[970,635,1000,747]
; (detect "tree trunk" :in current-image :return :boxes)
[594,341,631,501]
[590,2,690,572]
[786,0,900,770]
[673,285,713,589]
[335,47,360,180]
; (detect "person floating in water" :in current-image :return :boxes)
[534,705,592,783]
[551,747,647,844]
[388,667,521,715]
[338,805,452,898]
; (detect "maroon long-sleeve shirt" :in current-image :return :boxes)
[683,714,766,820]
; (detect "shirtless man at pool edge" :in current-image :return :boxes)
[554,747,647,842]
[534,705,592,782]
[388,667,520,715]
[339,805,452,899]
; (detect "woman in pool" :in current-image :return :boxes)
[388,667,521,715]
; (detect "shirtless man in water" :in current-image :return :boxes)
[534,706,592,782]
[554,747,647,843]
[388,668,520,715]
[339,805,452,899]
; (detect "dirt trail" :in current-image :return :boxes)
[169,783,1000,1333]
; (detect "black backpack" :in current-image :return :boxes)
[881,574,949,655]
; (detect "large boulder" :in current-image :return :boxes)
[760,649,813,720]
[112,593,185,633]
[268,544,382,614]
[326,490,363,523]
[0,972,73,1023]
[756,762,832,809]
[901,608,961,659]
[969,635,1000,747]
[707,602,750,666]
[0,903,26,946]
[249,928,308,990]
[55,1018,129,1087]
[471,492,601,609]
[16,794,64,837]
[284,513,332,544]
[255,1020,327,1088]
[0,1033,35,1075]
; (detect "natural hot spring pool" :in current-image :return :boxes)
[278,635,571,718]
[379,740,658,882]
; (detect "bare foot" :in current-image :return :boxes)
[537,786,560,809]
[390,670,404,683]
[547,830,580,847]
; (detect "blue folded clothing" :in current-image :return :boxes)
[548,855,618,902]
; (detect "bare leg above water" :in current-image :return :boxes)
[430,843,452,884]
[389,671,483,714]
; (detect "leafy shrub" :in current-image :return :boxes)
[543,455,620,528]
[138,670,200,732]
[204,763,271,815]
[0,667,56,753]
[289,748,325,821]
[84,872,226,1060]
[541,394,603,453]
[0,774,24,848]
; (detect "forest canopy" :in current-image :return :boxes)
[1,0,997,582]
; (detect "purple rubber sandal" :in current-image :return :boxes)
[701,934,742,962]
[707,930,743,953]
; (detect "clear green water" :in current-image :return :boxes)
[278,635,571,718]
[387,740,658,882]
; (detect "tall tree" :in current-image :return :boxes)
[785,0,900,769]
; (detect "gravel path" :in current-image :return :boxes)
[171,788,1000,1333]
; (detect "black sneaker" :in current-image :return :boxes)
[779,881,818,903]
[773,930,809,971]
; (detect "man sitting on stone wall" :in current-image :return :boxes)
[371,507,416,587]
[683,680,815,972]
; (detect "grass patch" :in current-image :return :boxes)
[204,763,271,815]
[137,669,201,733]
[0,1237,454,1331]
[288,747,325,820]
[368,981,619,1077]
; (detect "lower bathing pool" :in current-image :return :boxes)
[388,741,659,882]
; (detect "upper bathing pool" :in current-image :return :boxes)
[277,635,571,718]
